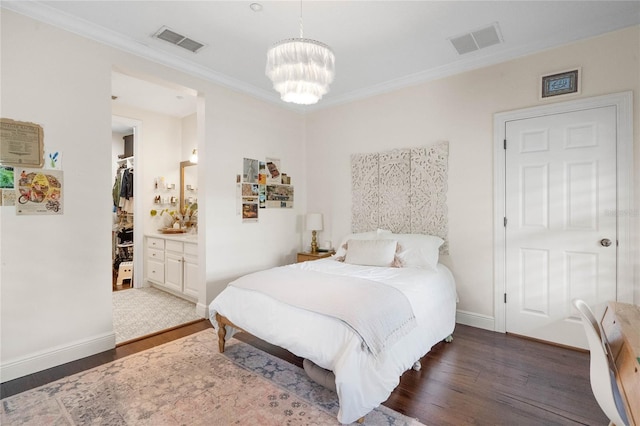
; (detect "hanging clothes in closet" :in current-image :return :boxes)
[112,168,122,210]
[112,162,134,288]
[112,165,134,214]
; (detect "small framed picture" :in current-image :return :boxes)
[540,68,580,99]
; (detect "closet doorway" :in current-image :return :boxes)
[110,71,202,345]
[111,116,142,291]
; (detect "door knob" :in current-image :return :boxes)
[600,238,613,247]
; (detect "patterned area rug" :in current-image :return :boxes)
[1,329,425,425]
[112,287,203,343]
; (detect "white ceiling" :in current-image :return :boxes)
[4,1,640,118]
[111,72,199,132]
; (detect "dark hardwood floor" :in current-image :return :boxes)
[1,321,606,425]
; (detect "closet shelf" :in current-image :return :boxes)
[117,156,134,168]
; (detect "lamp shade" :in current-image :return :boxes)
[306,213,323,231]
[266,38,335,105]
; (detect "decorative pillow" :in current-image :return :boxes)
[382,233,444,270]
[344,239,398,267]
[390,243,405,268]
[334,231,378,259]
[334,229,393,260]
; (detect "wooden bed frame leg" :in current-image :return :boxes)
[215,313,227,353]
[357,417,364,423]
[214,313,249,354]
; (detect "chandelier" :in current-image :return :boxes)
[265,2,335,105]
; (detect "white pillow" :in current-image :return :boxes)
[334,229,392,258]
[382,233,444,270]
[376,228,393,237]
[344,239,398,267]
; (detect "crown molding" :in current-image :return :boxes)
[306,21,639,111]
[1,1,307,113]
[4,1,636,115]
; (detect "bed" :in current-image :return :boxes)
[209,232,457,424]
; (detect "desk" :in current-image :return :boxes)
[601,302,640,426]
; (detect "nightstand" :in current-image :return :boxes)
[297,251,334,263]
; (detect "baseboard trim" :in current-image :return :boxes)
[1,332,115,383]
[196,302,208,319]
[0,311,497,382]
[456,309,496,331]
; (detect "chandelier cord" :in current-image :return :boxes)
[299,0,304,38]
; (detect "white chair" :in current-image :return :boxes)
[572,299,629,426]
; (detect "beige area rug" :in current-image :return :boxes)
[112,286,203,344]
[1,329,425,426]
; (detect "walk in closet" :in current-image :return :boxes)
[112,134,134,290]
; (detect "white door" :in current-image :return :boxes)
[505,105,617,349]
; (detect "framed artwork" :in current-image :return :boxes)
[14,168,63,215]
[540,68,580,99]
[0,118,44,167]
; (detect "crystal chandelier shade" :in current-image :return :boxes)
[265,3,335,105]
[266,39,335,105]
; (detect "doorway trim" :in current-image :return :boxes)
[493,91,633,333]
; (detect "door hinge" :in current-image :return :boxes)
[503,139,507,150]
[504,217,507,227]
[504,293,507,303]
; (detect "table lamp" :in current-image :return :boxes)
[306,213,323,253]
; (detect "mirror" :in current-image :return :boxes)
[180,160,197,216]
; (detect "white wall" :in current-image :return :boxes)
[1,10,115,380]
[182,113,198,162]
[305,26,640,325]
[0,10,305,381]
[203,89,306,298]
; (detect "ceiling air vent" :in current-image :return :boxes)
[153,26,205,53]
[449,22,503,55]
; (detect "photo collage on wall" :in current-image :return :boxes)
[0,119,64,214]
[239,157,294,222]
[0,166,64,214]
[0,166,16,206]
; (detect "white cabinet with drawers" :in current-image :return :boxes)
[146,237,165,284]
[145,235,199,301]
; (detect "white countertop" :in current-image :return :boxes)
[146,232,198,242]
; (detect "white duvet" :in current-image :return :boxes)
[208,258,457,424]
